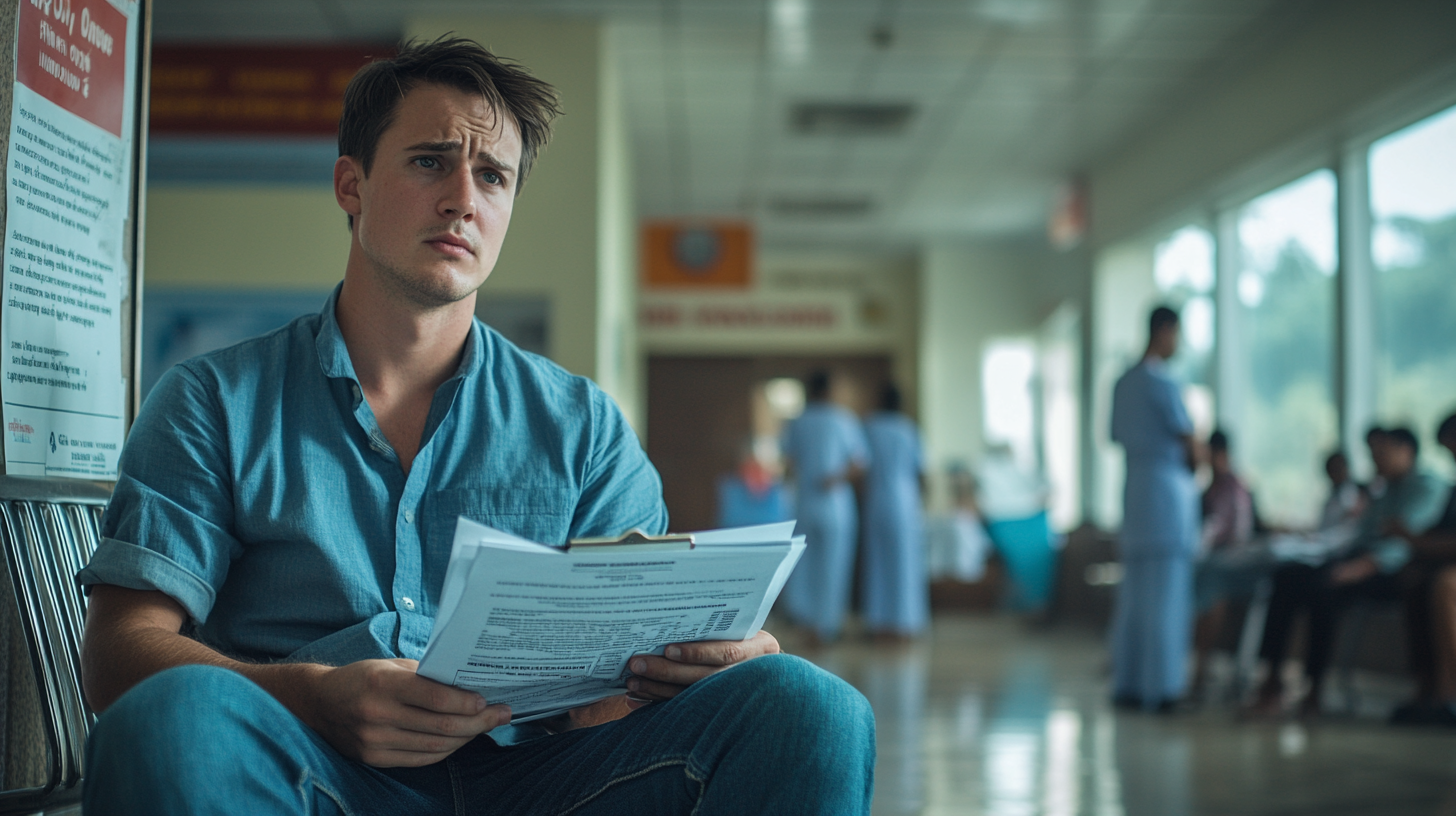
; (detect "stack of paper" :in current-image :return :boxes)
[417,519,804,721]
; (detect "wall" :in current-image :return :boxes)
[919,242,1045,510]
[145,187,347,290]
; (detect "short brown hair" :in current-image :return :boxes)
[338,35,562,225]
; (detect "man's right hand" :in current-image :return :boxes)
[301,658,511,768]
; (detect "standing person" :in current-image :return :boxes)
[1109,305,1199,711]
[861,383,929,640]
[781,369,869,644]
[77,38,875,814]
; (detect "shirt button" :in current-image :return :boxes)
[403,509,415,524]
[401,597,415,611]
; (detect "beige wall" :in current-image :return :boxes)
[145,187,348,290]
[919,243,1042,510]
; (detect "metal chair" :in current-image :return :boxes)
[0,477,110,815]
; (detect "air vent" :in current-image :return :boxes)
[789,102,915,136]
[768,197,874,218]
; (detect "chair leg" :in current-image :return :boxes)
[1233,578,1272,702]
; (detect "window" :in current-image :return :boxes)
[1227,170,1338,525]
[1369,103,1456,475]
[1153,225,1217,443]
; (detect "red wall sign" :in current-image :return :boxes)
[150,44,392,136]
[16,0,129,137]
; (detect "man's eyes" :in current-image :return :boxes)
[411,157,503,186]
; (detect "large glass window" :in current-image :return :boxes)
[1369,104,1456,476]
[1153,225,1217,439]
[1229,170,1338,526]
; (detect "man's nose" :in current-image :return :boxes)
[438,165,476,221]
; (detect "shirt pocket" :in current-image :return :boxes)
[430,484,575,546]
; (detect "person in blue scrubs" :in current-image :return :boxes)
[782,370,870,644]
[1110,306,1199,711]
[861,383,929,639]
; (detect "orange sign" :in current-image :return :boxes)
[642,221,752,288]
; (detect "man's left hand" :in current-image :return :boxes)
[624,630,780,709]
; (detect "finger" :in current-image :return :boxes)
[625,675,686,701]
[629,654,723,685]
[395,674,497,716]
[392,704,512,739]
[663,630,779,666]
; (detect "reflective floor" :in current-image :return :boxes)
[779,614,1456,816]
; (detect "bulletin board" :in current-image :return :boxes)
[0,0,150,479]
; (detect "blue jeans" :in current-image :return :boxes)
[84,654,875,815]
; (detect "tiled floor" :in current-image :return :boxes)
[778,614,1456,816]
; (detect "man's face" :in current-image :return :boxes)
[1374,440,1415,478]
[1152,323,1180,359]
[339,83,523,308]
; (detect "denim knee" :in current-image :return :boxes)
[88,665,283,786]
[712,653,876,743]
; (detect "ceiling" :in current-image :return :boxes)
[151,0,1324,251]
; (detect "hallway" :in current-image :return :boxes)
[784,615,1456,816]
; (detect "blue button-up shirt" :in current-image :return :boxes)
[79,287,668,669]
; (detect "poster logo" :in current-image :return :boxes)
[8,420,34,444]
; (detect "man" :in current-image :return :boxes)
[1389,413,1456,725]
[1250,426,1448,718]
[781,369,869,645]
[1109,305,1198,711]
[860,383,928,640]
[77,38,874,814]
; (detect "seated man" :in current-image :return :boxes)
[1248,427,1449,717]
[77,37,874,814]
[1389,412,1456,725]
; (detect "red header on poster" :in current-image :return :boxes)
[150,44,392,136]
[16,0,129,137]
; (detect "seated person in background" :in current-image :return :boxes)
[75,37,874,815]
[1317,450,1369,533]
[1389,412,1456,725]
[1248,427,1449,718]
[716,439,792,528]
[1191,430,1256,693]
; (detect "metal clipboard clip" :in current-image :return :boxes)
[566,530,696,552]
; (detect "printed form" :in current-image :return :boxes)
[417,519,804,721]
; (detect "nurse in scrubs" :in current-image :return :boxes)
[781,370,869,644]
[861,383,929,640]
[1109,306,1200,711]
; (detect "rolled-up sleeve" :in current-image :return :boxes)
[78,363,241,624]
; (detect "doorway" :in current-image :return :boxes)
[646,354,894,533]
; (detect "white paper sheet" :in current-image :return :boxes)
[417,518,804,721]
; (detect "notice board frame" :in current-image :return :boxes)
[0,0,152,478]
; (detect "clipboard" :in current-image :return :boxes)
[566,530,696,552]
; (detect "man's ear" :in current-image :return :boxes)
[335,156,364,223]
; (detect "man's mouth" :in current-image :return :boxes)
[425,233,476,257]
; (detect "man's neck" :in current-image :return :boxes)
[334,274,475,400]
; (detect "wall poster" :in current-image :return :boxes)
[2,0,139,479]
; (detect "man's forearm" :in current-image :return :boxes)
[82,586,326,722]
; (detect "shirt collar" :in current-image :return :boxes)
[314,282,487,384]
